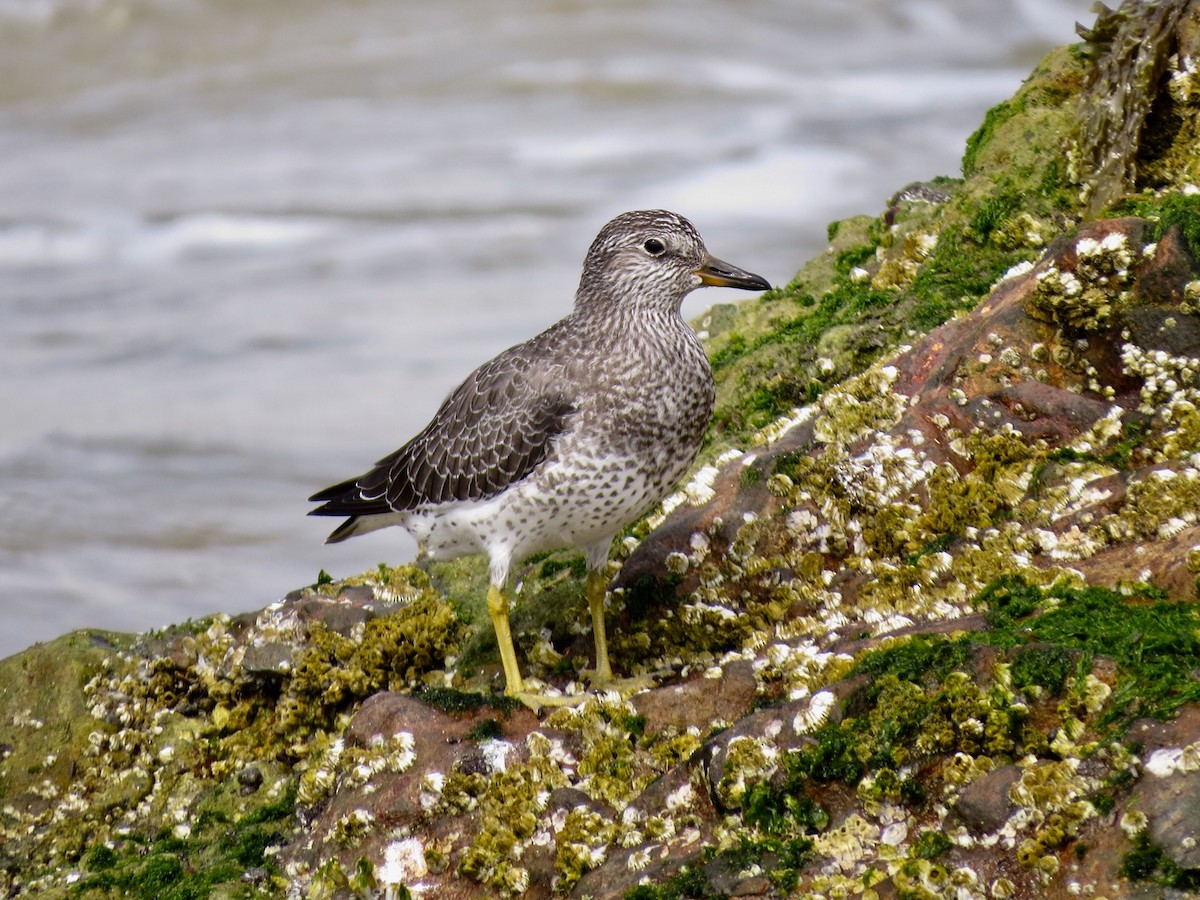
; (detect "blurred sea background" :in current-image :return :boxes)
[0,0,1093,657]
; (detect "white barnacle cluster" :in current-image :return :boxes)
[377,837,430,890]
[1009,762,1095,816]
[528,729,578,780]
[835,433,936,516]
[419,772,445,812]
[1002,757,1100,873]
[1030,231,1134,332]
[625,846,653,872]
[869,230,940,291]
[1075,230,1133,281]
[1182,279,1200,314]
[250,599,305,650]
[754,404,816,448]
[860,606,917,634]
[1120,809,1150,839]
[684,464,722,506]
[912,231,939,257]
[793,690,836,733]
[526,629,566,670]
[811,366,908,446]
[556,806,615,878]
[1168,52,1200,103]
[664,551,689,576]
[1120,342,1200,414]
[1000,259,1036,284]
[715,734,780,808]
[810,813,880,875]
[342,731,418,792]
[1033,266,1082,307]
[11,708,46,730]
[679,593,739,630]
[754,640,847,702]
[1158,510,1197,539]
[298,736,346,806]
[634,826,688,870]
[998,345,1023,369]
[1102,465,1200,543]
[1074,405,1127,455]
[373,581,425,606]
[1071,673,1113,717]
[1033,456,1117,547]
[644,453,742,531]
[943,751,997,794]
[479,737,514,774]
[664,780,695,813]
[330,808,376,846]
[618,801,683,868]
[997,213,1053,251]
[785,507,820,543]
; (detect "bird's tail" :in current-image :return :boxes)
[310,475,397,543]
[324,517,363,544]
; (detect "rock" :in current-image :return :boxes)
[293,592,377,636]
[704,860,773,898]
[238,764,264,794]
[1142,770,1200,869]
[953,765,1022,834]
[1124,706,1200,871]
[240,641,294,676]
[338,690,536,819]
[701,703,800,812]
[632,658,757,734]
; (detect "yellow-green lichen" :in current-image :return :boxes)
[554,806,617,892]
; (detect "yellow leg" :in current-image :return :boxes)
[587,569,614,685]
[487,584,525,696]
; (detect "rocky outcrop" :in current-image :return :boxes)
[5,1,1200,898]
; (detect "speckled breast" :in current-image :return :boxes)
[523,321,716,545]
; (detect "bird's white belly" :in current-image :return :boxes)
[400,451,684,576]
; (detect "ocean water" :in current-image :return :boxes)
[0,0,1093,657]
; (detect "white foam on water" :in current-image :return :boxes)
[641,146,869,224]
[0,212,333,268]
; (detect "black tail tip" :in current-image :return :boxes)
[324,517,359,544]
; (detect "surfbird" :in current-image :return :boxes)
[309,210,769,702]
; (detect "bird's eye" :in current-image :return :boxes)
[643,238,666,256]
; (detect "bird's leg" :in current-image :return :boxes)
[487,584,525,696]
[586,569,614,685]
[583,568,655,696]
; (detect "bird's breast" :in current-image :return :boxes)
[565,322,714,464]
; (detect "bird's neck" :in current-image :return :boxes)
[572,284,688,324]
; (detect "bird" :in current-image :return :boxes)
[309,210,770,703]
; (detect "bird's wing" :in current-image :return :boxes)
[309,350,575,517]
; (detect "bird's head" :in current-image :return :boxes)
[576,209,769,315]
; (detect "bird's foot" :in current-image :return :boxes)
[509,689,590,714]
[507,672,657,713]
[583,670,656,697]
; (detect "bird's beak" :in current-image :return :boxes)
[694,255,771,292]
